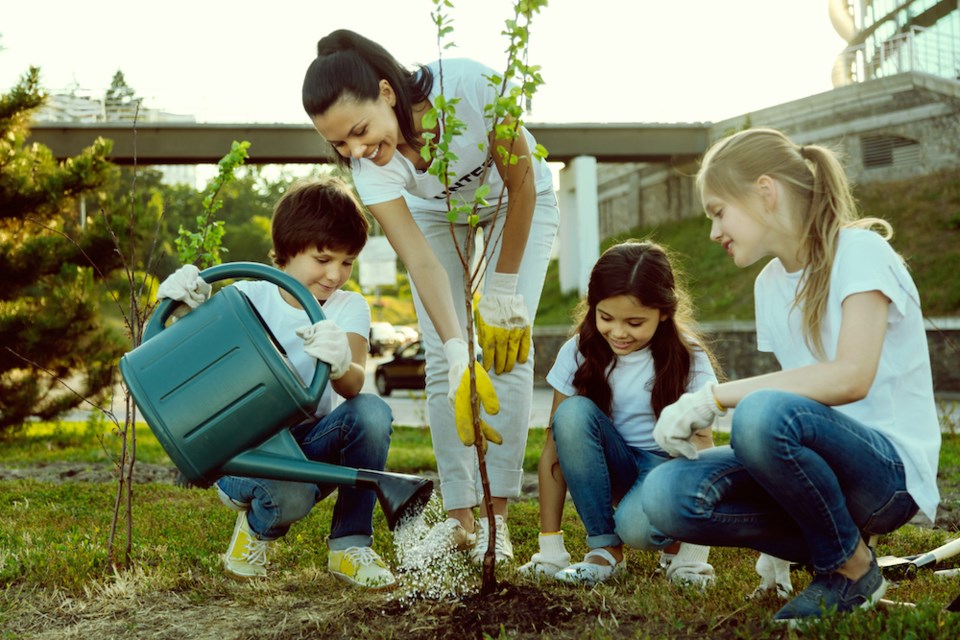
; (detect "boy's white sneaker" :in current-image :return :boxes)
[328,546,397,590]
[223,511,269,579]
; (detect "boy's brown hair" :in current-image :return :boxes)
[270,175,370,267]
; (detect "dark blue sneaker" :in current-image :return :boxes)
[773,553,886,625]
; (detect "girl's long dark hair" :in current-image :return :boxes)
[302,29,433,167]
[571,241,721,417]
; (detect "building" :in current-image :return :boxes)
[34,91,198,187]
[831,0,960,85]
[595,0,960,240]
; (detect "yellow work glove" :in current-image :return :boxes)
[453,363,503,450]
[476,272,530,375]
[443,338,502,449]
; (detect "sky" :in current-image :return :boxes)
[0,0,849,126]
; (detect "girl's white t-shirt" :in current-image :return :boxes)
[754,227,941,520]
[232,280,370,419]
[350,58,554,214]
[546,336,718,450]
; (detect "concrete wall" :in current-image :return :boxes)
[595,72,960,227]
[532,319,960,394]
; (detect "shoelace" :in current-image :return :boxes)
[342,546,382,568]
[242,537,269,567]
[477,518,509,554]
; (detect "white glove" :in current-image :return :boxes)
[443,338,470,405]
[653,382,724,460]
[476,272,530,374]
[157,264,211,309]
[750,552,793,599]
[296,320,352,380]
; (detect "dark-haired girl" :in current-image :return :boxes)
[523,240,721,585]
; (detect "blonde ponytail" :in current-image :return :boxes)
[698,128,892,359]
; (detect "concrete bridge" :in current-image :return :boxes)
[30,121,711,297]
[28,122,710,165]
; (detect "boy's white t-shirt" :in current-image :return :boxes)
[350,58,554,214]
[754,227,941,520]
[232,280,371,419]
[546,336,718,451]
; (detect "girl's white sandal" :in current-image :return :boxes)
[553,548,625,585]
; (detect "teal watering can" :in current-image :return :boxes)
[119,262,432,530]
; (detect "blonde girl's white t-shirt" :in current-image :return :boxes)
[546,336,718,451]
[232,280,371,419]
[350,58,554,215]
[754,227,941,520]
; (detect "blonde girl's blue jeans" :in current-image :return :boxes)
[636,390,918,573]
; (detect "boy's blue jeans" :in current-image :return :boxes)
[636,390,917,573]
[552,395,673,551]
[216,393,393,551]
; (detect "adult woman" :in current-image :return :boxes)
[302,29,559,561]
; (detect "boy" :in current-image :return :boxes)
[158,176,396,589]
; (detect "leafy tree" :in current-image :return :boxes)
[104,70,138,121]
[0,68,126,432]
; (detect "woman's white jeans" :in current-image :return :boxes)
[409,189,559,510]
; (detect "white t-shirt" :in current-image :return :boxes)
[754,227,941,520]
[350,58,554,214]
[547,336,718,450]
[232,280,370,419]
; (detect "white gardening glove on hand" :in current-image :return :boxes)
[296,320,352,380]
[750,552,793,600]
[653,382,725,460]
[444,338,470,406]
[157,264,212,309]
[476,272,530,375]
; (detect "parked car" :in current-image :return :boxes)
[393,325,420,344]
[374,340,425,396]
[369,321,401,356]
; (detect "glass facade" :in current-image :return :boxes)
[833,1,959,84]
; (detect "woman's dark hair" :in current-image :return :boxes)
[302,29,433,167]
[571,240,721,418]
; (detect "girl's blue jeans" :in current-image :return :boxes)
[552,395,673,551]
[216,393,393,551]
[636,390,918,573]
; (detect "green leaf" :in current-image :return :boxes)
[422,109,438,130]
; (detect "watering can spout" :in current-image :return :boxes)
[219,430,433,531]
[357,469,434,531]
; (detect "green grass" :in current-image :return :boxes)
[534,168,960,325]
[2,423,959,638]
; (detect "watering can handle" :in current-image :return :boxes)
[145,262,329,399]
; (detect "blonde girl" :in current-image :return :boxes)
[637,128,940,623]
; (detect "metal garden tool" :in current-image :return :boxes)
[876,537,960,580]
[120,262,432,530]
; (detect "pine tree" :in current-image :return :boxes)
[0,67,124,431]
